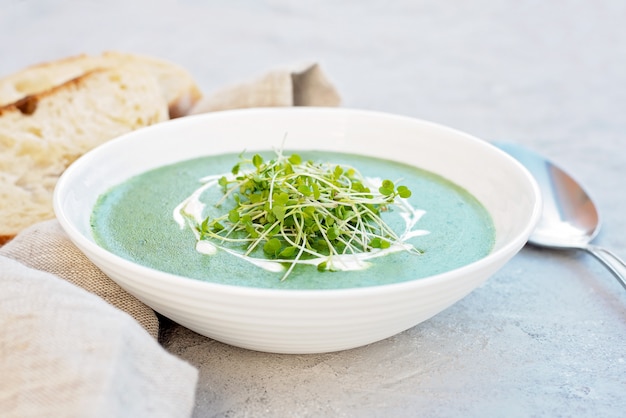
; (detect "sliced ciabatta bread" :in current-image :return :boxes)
[99,51,202,118]
[0,68,169,244]
[0,51,202,118]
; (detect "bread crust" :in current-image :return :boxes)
[0,235,14,246]
[0,71,88,116]
[0,51,202,117]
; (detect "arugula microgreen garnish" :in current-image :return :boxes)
[196,149,414,280]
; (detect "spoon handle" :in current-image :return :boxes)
[584,245,626,290]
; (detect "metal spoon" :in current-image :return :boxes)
[495,142,626,290]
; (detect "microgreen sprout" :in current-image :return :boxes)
[196,149,417,280]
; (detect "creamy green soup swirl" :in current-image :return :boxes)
[91,151,495,290]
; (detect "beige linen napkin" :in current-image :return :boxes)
[190,62,340,113]
[0,62,340,418]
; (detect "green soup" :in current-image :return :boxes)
[91,151,495,290]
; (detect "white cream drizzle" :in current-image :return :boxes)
[174,172,429,274]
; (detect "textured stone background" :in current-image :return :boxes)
[2,1,625,417]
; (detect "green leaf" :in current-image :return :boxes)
[342,210,355,221]
[279,246,296,258]
[370,237,390,249]
[352,182,364,193]
[313,239,327,251]
[288,154,302,165]
[382,179,395,190]
[312,182,320,200]
[272,205,286,221]
[397,185,412,198]
[263,238,282,257]
[379,179,394,196]
[327,226,340,240]
[228,209,240,223]
[200,217,210,233]
[298,185,312,196]
[274,192,289,206]
[252,154,264,169]
[231,164,240,175]
[245,224,258,238]
[379,187,392,196]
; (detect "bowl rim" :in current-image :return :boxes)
[54,107,542,298]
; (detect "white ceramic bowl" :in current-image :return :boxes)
[54,108,541,354]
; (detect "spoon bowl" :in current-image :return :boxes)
[496,142,626,289]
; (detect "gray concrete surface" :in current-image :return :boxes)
[2,1,625,417]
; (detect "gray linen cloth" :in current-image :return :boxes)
[0,254,198,418]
